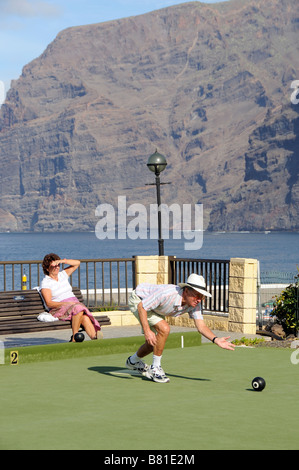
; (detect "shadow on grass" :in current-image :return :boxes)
[167,372,210,381]
[89,366,142,380]
[88,365,210,382]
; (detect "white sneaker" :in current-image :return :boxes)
[143,365,170,383]
[126,356,149,374]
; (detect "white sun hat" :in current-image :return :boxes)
[178,273,212,298]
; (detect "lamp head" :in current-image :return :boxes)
[147,150,167,175]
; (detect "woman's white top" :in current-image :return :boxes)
[41,270,74,302]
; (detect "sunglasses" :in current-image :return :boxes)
[188,288,204,299]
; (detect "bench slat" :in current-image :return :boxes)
[0,316,110,329]
[0,307,45,316]
[0,287,111,334]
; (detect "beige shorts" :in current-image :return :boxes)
[129,290,165,333]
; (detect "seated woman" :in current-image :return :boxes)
[41,253,101,342]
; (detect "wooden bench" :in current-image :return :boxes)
[0,287,111,335]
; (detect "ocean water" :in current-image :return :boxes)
[0,231,298,274]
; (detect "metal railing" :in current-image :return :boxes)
[0,256,230,313]
[0,258,135,309]
[170,258,230,314]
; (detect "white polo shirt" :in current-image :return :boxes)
[41,270,74,302]
[135,283,203,320]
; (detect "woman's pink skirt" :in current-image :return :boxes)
[50,297,101,332]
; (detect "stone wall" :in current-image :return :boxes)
[105,256,258,334]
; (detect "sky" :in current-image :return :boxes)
[0,0,229,104]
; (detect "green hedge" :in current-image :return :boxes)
[2,331,201,365]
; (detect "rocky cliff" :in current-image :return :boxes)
[0,0,298,232]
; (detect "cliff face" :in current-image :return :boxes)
[0,0,298,232]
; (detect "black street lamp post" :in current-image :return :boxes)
[147,150,168,256]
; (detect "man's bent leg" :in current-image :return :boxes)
[134,318,170,358]
[152,319,170,356]
[142,319,171,383]
[136,342,153,358]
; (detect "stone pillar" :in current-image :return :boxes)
[134,256,171,286]
[107,256,171,327]
[228,258,258,334]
